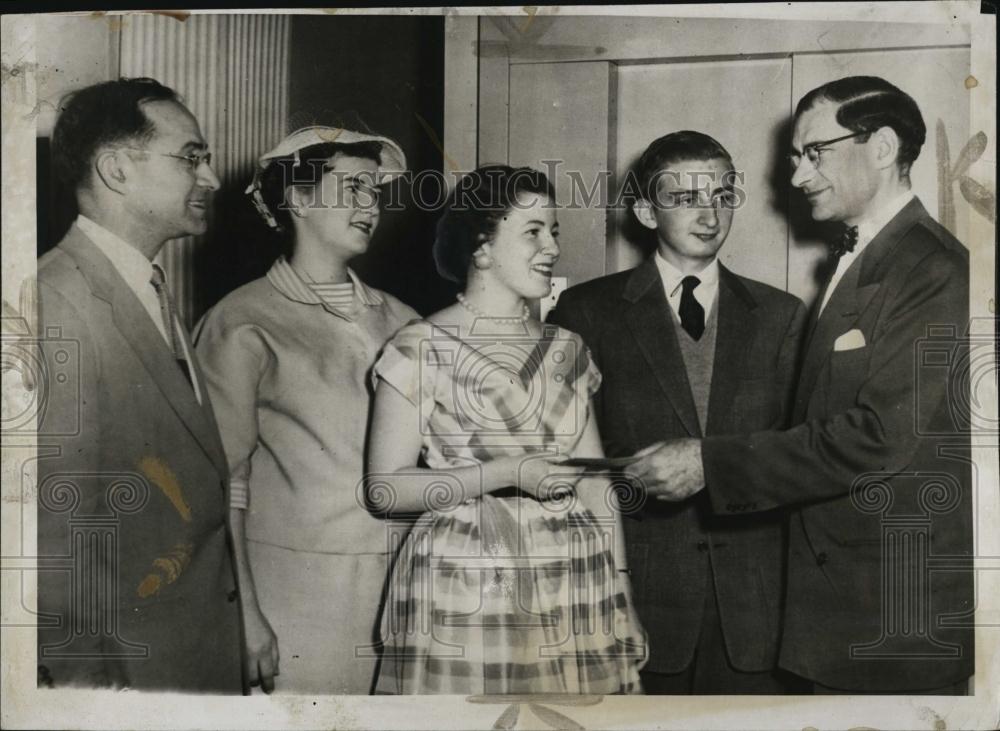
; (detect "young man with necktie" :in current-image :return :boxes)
[631,77,973,694]
[36,78,243,691]
[549,131,807,693]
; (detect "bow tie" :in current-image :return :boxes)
[830,225,859,258]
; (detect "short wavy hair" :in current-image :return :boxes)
[433,165,556,286]
[634,130,734,202]
[795,76,926,177]
[52,77,179,192]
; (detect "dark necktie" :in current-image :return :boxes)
[150,264,194,389]
[679,275,705,341]
[830,224,859,258]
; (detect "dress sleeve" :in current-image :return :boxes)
[194,306,272,510]
[372,321,437,422]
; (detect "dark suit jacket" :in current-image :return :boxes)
[702,198,973,691]
[36,226,243,692]
[549,260,806,674]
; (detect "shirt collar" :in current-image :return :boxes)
[855,190,915,248]
[266,256,383,319]
[653,250,720,297]
[347,267,384,306]
[76,214,155,290]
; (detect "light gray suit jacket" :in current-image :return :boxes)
[36,225,243,692]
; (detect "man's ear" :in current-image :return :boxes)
[871,125,900,172]
[94,150,128,194]
[632,199,658,230]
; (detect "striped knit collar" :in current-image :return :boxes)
[266,255,383,320]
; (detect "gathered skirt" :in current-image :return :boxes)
[376,495,645,694]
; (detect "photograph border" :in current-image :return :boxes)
[2,3,997,729]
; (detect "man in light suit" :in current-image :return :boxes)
[36,78,243,691]
[549,131,807,693]
[631,77,973,693]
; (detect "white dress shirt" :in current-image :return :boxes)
[654,250,720,322]
[76,215,202,403]
[818,191,915,315]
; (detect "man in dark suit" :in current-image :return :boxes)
[549,131,807,693]
[630,77,973,694]
[36,78,243,691]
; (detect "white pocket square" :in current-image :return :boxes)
[834,328,866,351]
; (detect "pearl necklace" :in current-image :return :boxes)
[456,292,530,324]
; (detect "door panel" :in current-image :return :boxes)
[509,61,614,287]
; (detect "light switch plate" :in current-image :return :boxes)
[540,276,568,321]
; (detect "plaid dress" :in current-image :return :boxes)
[373,320,645,694]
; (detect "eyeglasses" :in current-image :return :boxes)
[788,131,871,170]
[121,147,213,171]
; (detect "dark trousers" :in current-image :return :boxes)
[640,571,808,695]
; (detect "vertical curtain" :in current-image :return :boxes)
[119,13,290,327]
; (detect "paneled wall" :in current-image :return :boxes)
[478,15,976,306]
[508,62,615,288]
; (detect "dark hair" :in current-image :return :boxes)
[257,140,383,236]
[795,76,926,177]
[52,77,179,192]
[634,130,734,202]
[433,165,556,286]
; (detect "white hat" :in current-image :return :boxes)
[246,125,407,230]
[257,125,406,176]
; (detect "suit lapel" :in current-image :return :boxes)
[795,261,877,409]
[857,197,931,287]
[623,259,701,437]
[802,258,838,350]
[60,228,228,478]
[793,200,927,411]
[706,266,756,435]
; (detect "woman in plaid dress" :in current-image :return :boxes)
[367,165,647,694]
